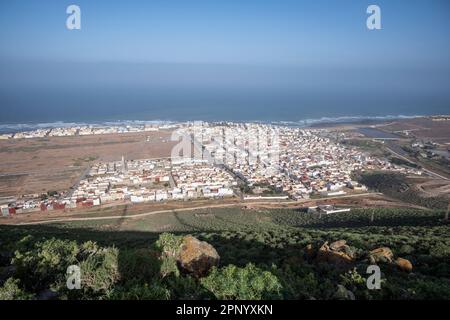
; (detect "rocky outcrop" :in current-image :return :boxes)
[176,235,220,278]
[369,247,394,263]
[315,241,354,270]
[330,240,348,251]
[395,257,413,273]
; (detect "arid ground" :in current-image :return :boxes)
[0,130,176,197]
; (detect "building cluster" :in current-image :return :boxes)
[1,193,65,216]
[411,140,450,160]
[73,157,235,205]
[1,122,427,217]
[171,159,236,199]
[180,122,423,200]
[0,124,178,140]
[1,156,236,216]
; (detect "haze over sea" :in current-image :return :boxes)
[1,1,450,127]
[1,60,449,126]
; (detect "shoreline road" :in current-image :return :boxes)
[8,192,381,226]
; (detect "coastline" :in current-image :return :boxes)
[0,114,443,134]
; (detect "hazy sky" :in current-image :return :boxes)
[1,0,450,66]
[0,0,449,122]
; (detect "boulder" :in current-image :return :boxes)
[330,240,354,259]
[395,257,413,273]
[177,235,220,278]
[370,247,394,263]
[330,240,347,251]
[316,242,354,270]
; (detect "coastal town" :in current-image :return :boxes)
[0,123,179,140]
[0,121,427,217]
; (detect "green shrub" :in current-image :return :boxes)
[429,243,450,258]
[77,247,120,297]
[398,244,415,255]
[118,249,160,282]
[12,238,80,290]
[109,280,170,300]
[201,263,283,300]
[159,256,180,278]
[0,278,34,300]
[164,275,208,300]
[154,233,183,257]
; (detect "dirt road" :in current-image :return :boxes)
[9,192,382,226]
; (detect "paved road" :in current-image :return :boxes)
[10,192,382,226]
[386,146,449,180]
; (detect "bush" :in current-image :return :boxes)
[77,247,120,297]
[154,233,184,278]
[12,238,79,290]
[164,275,208,299]
[154,233,183,257]
[201,263,283,300]
[0,278,34,300]
[109,280,170,300]
[429,243,450,258]
[118,249,161,282]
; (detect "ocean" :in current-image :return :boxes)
[1,61,449,133]
[0,85,448,134]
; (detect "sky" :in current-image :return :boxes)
[0,0,449,123]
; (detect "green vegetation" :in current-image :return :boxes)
[389,157,421,169]
[356,171,448,210]
[0,278,34,300]
[0,207,449,300]
[201,264,282,300]
[340,139,389,157]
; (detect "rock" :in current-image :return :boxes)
[316,242,353,270]
[395,257,413,273]
[330,240,355,259]
[370,247,394,263]
[177,235,220,278]
[333,285,355,300]
[330,240,347,251]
